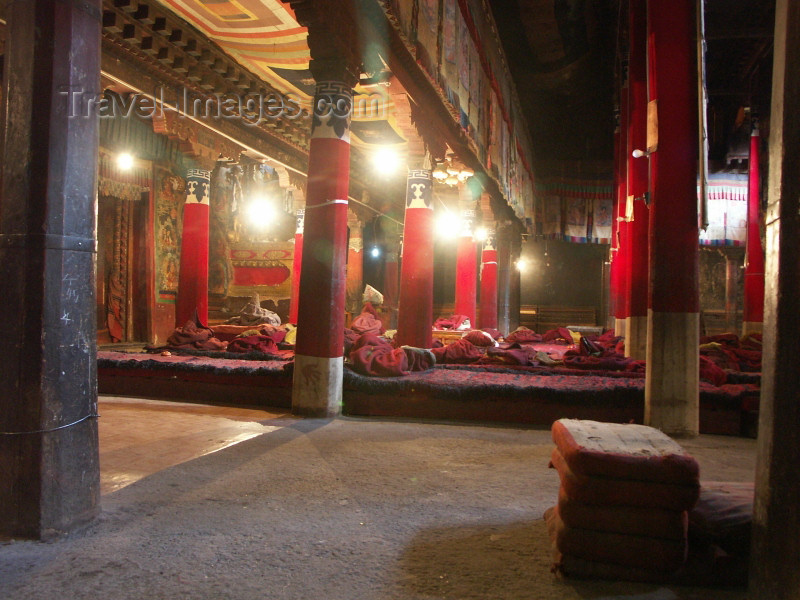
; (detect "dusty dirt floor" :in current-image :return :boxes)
[1,397,756,600]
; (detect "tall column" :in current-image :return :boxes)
[383,232,400,329]
[478,229,498,330]
[454,208,477,327]
[742,122,765,335]
[292,75,355,417]
[750,1,800,596]
[345,209,363,316]
[625,0,650,359]
[496,222,513,335]
[614,39,631,339]
[0,0,101,539]
[396,169,435,348]
[644,0,700,436]
[609,110,623,332]
[289,208,304,324]
[509,230,522,333]
[176,168,211,326]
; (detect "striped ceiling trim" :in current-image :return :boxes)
[154,0,404,148]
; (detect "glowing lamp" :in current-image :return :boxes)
[247,197,277,226]
[117,152,134,171]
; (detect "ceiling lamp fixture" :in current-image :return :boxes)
[433,156,474,186]
[432,164,449,181]
[117,152,135,171]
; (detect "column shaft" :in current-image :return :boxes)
[625,0,650,359]
[478,236,498,330]
[742,126,765,334]
[644,0,700,436]
[396,169,434,348]
[289,209,304,324]
[454,210,477,327]
[292,81,352,416]
[750,0,800,596]
[0,0,102,539]
[176,169,210,326]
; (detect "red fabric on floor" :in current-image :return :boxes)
[351,302,385,335]
[430,338,485,364]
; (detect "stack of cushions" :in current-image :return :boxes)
[545,419,701,583]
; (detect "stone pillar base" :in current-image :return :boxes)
[742,321,763,337]
[614,318,627,339]
[625,315,648,360]
[292,355,343,418]
[645,310,700,437]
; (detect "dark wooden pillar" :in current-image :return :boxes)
[496,222,513,335]
[0,0,102,539]
[509,230,522,334]
[750,0,800,596]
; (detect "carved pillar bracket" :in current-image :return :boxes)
[283,0,361,89]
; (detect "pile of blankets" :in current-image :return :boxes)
[546,419,701,583]
[224,295,281,327]
[347,334,436,377]
[158,318,291,356]
[350,302,385,336]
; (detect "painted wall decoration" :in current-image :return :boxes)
[154,165,186,303]
[535,176,614,243]
[389,0,535,222]
[209,162,243,297]
[699,174,748,246]
[228,242,293,300]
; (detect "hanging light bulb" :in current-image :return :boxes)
[117,152,135,171]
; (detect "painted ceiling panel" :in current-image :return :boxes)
[153,0,404,149]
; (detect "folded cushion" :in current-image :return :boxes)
[552,419,700,485]
[551,448,700,511]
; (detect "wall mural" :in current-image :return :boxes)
[209,161,242,298]
[154,165,186,304]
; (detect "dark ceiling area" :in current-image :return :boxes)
[489,0,776,175]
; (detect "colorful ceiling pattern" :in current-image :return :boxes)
[154,0,404,149]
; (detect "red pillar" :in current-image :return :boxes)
[614,47,631,339]
[742,123,765,334]
[397,169,435,348]
[625,0,650,359]
[644,0,700,436]
[292,80,353,416]
[454,209,477,328]
[478,231,498,330]
[176,169,211,326]
[289,208,304,324]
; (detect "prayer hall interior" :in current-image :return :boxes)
[1,0,798,598]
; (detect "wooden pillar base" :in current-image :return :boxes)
[291,355,343,418]
[742,321,763,336]
[625,315,648,360]
[614,318,627,339]
[645,310,700,437]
